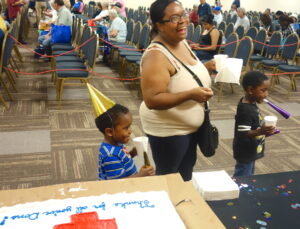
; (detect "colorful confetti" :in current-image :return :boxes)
[232,216,237,220]
[291,203,300,210]
[256,220,267,226]
[227,202,234,206]
[288,179,293,183]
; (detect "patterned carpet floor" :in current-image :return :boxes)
[1,24,300,190]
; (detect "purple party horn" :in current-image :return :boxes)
[263,99,291,119]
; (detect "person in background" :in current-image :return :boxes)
[233,71,275,176]
[229,4,237,18]
[95,104,155,180]
[111,2,125,21]
[0,3,7,31]
[279,14,295,41]
[189,4,198,27]
[198,0,211,23]
[7,0,24,21]
[232,0,240,8]
[260,13,273,36]
[264,8,271,17]
[290,13,299,31]
[191,14,221,62]
[107,9,126,42]
[272,10,284,31]
[92,2,102,19]
[140,0,215,181]
[234,7,250,31]
[212,6,222,27]
[71,0,83,14]
[93,1,109,22]
[215,0,222,7]
[112,0,125,17]
[35,0,47,26]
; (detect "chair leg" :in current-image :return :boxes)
[218,82,224,102]
[56,78,64,101]
[0,75,13,100]
[230,84,234,94]
[0,94,8,109]
[10,56,20,72]
[5,70,17,92]
[13,45,23,63]
[290,74,296,91]
[51,58,56,82]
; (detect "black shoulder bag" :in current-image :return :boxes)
[153,41,219,157]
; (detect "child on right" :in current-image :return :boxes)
[233,71,275,176]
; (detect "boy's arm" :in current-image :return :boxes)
[247,125,275,138]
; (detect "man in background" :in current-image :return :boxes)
[198,0,211,24]
[213,6,223,27]
[234,7,249,31]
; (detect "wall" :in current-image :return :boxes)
[123,0,300,14]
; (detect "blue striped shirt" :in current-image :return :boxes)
[98,142,137,180]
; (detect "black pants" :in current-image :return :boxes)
[147,132,198,181]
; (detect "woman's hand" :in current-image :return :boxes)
[190,87,213,103]
[204,59,216,73]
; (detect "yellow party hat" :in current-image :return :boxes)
[87,83,116,117]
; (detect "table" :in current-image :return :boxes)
[208,171,300,229]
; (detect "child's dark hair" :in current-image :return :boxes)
[242,71,269,91]
[200,14,214,25]
[95,104,129,134]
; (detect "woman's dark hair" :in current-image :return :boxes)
[275,10,284,17]
[242,71,269,90]
[279,14,293,25]
[260,13,272,26]
[150,0,179,36]
[200,14,214,25]
[95,104,129,134]
[54,0,64,6]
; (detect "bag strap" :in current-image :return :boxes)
[152,41,209,111]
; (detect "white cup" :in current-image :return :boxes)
[214,54,228,72]
[132,136,149,155]
[264,116,278,127]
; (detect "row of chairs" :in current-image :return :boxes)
[0,13,26,109]
[50,17,99,101]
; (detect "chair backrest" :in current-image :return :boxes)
[131,21,142,45]
[133,10,139,22]
[1,24,15,69]
[253,28,266,55]
[223,32,238,57]
[80,24,91,56]
[225,22,234,39]
[253,21,260,30]
[231,14,238,24]
[138,24,150,49]
[126,19,134,43]
[226,14,231,25]
[235,25,244,39]
[191,25,201,43]
[266,31,282,57]
[218,21,226,33]
[281,33,300,62]
[127,9,134,20]
[235,36,254,66]
[186,23,194,41]
[245,26,258,40]
[85,29,98,69]
[252,16,259,25]
[216,30,223,53]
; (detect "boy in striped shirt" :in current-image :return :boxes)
[95,104,155,180]
[233,71,275,176]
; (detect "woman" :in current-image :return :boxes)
[260,13,274,36]
[139,0,215,181]
[191,14,221,62]
[7,0,23,21]
[279,14,295,41]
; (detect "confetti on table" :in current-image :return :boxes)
[262,211,272,220]
[256,220,267,226]
[227,202,234,206]
[257,202,262,206]
[288,179,293,183]
[232,216,237,220]
[282,191,289,196]
[291,203,300,209]
[252,179,256,182]
[280,184,286,189]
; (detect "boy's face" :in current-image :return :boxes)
[248,80,270,104]
[112,113,133,144]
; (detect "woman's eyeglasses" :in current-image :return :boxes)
[160,12,190,24]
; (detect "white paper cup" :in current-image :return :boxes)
[264,116,278,127]
[214,54,228,72]
[133,136,149,155]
